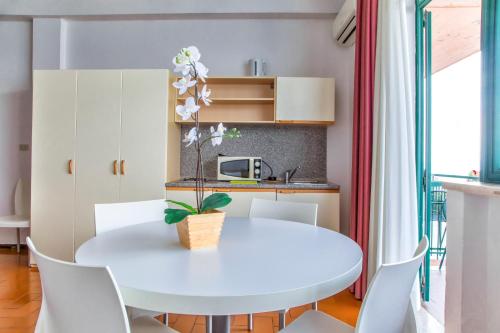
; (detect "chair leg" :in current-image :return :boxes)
[16,228,20,253]
[311,301,318,310]
[247,313,253,330]
[279,310,287,330]
[206,315,212,333]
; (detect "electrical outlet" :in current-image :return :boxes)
[19,144,30,151]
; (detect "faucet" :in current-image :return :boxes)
[285,166,301,184]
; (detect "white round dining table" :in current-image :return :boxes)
[76,217,362,333]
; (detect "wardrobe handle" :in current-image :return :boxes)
[68,160,73,175]
[120,160,125,175]
[113,160,118,175]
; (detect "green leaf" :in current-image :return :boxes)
[166,200,197,214]
[164,209,192,224]
[200,193,232,213]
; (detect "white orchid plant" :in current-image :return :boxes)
[165,46,241,225]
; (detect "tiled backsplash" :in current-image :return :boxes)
[180,124,327,180]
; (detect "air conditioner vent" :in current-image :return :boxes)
[332,0,357,47]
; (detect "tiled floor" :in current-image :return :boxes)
[0,246,361,333]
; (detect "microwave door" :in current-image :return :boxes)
[220,159,250,178]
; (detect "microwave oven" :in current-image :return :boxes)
[217,156,262,181]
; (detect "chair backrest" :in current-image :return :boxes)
[95,199,167,234]
[249,198,318,225]
[355,236,429,333]
[14,178,28,217]
[27,237,130,333]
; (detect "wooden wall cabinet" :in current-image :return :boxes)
[276,77,335,125]
[32,69,179,261]
[173,76,335,125]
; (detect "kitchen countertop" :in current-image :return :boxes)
[165,179,340,191]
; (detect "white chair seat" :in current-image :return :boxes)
[281,310,354,333]
[0,215,30,228]
[282,238,429,333]
[131,316,178,333]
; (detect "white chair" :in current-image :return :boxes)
[95,199,167,234]
[27,237,178,333]
[0,179,30,253]
[280,236,429,333]
[94,199,168,322]
[246,198,319,330]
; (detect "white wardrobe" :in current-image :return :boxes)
[31,70,179,261]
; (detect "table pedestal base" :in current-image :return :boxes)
[206,315,230,333]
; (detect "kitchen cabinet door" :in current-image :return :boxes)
[276,77,335,124]
[31,70,77,262]
[119,70,169,202]
[277,190,340,231]
[212,188,276,217]
[166,188,209,210]
[74,71,122,251]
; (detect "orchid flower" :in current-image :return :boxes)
[172,46,203,77]
[184,46,201,63]
[173,76,196,95]
[167,46,242,216]
[199,85,212,106]
[175,97,200,120]
[210,123,227,146]
[172,49,191,76]
[173,62,190,76]
[194,62,209,82]
[183,127,199,147]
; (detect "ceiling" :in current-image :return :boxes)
[427,0,481,73]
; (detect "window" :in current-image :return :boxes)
[480,0,500,182]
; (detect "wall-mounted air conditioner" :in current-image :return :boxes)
[332,0,357,47]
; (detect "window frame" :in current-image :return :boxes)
[480,0,500,183]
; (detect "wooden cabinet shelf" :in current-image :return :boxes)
[174,76,276,124]
[177,97,274,105]
[173,76,335,125]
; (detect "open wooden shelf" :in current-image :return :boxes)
[177,103,275,124]
[174,76,276,124]
[205,77,275,85]
[177,97,274,105]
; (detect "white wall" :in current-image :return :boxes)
[432,53,481,176]
[0,16,355,239]
[65,18,356,233]
[0,19,32,243]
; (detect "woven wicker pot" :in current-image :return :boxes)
[176,210,225,249]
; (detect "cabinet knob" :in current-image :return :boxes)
[120,160,125,175]
[68,160,73,175]
[113,160,118,175]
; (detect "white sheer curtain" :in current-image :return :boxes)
[368,0,420,322]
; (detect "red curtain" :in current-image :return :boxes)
[349,0,378,300]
